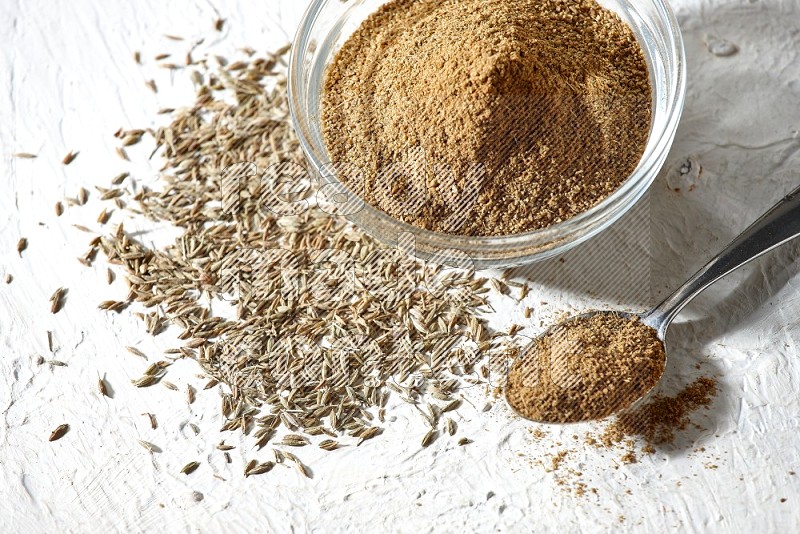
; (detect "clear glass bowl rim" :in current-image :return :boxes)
[288,0,687,267]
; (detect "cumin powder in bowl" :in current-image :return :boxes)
[290,0,686,267]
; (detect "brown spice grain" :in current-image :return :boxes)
[49,424,69,441]
[62,151,78,165]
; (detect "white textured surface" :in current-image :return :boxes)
[2,0,800,532]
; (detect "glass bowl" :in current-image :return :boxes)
[288,0,686,269]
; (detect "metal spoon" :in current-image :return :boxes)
[506,184,800,422]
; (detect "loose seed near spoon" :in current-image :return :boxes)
[507,184,800,423]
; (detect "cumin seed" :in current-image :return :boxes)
[62,151,78,165]
[49,424,69,441]
[180,461,200,474]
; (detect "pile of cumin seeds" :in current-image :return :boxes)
[82,40,510,470]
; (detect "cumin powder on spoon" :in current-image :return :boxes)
[322,0,652,236]
[505,313,666,423]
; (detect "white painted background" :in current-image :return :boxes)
[1,0,799,532]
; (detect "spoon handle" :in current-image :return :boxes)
[645,184,800,336]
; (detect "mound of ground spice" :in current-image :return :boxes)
[505,313,665,423]
[322,0,651,236]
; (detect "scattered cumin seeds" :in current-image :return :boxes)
[134,51,141,64]
[458,438,473,446]
[143,412,157,429]
[62,151,78,165]
[248,461,275,476]
[293,461,311,479]
[4,274,12,284]
[55,201,64,216]
[164,34,184,41]
[98,300,127,313]
[14,152,37,159]
[17,237,27,257]
[282,451,300,464]
[421,429,437,447]
[122,133,142,146]
[254,431,274,450]
[319,439,340,451]
[357,427,381,446]
[180,461,200,475]
[100,189,123,201]
[125,346,147,359]
[203,379,218,390]
[98,376,109,397]
[214,18,224,31]
[97,208,111,225]
[137,439,159,453]
[244,459,257,476]
[442,399,461,413]
[106,268,115,285]
[115,146,130,160]
[132,375,160,388]
[445,418,456,436]
[186,385,196,404]
[49,424,69,441]
[78,187,89,205]
[143,361,170,375]
[49,287,65,314]
[280,434,309,447]
[79,44,496,470]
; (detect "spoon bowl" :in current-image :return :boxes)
[505,309,666,423]
[506,184,800,422]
